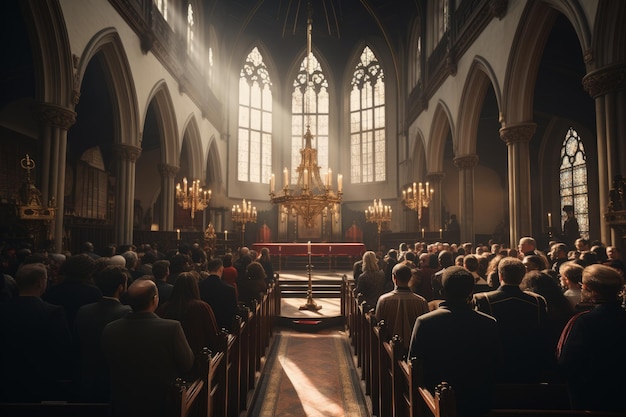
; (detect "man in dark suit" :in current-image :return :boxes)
[473,257,552,382]
[102,279,194,417]
[408,266,500,417]
[0,263,71,402]
[199,258,238,332]
[74,265,131,402]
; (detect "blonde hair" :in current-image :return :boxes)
[361,251,380,273]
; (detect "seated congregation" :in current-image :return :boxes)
[350,236,626,416]
[0,242,276,417]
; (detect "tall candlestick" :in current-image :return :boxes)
[307,240,311,254]
[422,228,425,238]
[338,174,343,192]
[439,228,443,239]
[176,229,181,240]
[224,230,228,240]
[548,212,552,228]
[270,173,275,193]
[283,168,289,188]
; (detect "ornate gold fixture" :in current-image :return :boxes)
[269,3,342,229]
[231,199,257,244]
[402,181,433,230]
[175,177,211,227]
[365,199,392,252]
[17,154,56,221]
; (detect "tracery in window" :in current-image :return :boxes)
[238,47,272,183]
[155,0,168,21]
[559,127,589,238]
[350,46,385,184]
[291,51,329,183]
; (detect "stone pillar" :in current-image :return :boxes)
[157,163,179,231]
[499,123,535,249]
[113,144,142,245]
[583,64,626,245]
[39,104,76,253]
[426,171,446,233]
[454,154,479,244]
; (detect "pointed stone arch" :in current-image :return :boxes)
[180,114,204,182]
[205,137,223,191]
[427,101,455,172]
[75,27,140,147]
[456,57,502,156]
[593,0,626,66]
[144,80,179,166]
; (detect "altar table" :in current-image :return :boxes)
[251,242,366,270]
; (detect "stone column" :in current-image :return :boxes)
[426,171,446,233]
[583,64,626,245]
[454,154,479,244]
[113,144,142,245]
[499,123,535,248]
[157,163,179,231]
[39,104,76,253]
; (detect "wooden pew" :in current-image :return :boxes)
[0,403,110,417]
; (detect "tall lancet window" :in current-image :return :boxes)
[238,47,273,183]
[559,127,589,238]
[187,4,197,59]
[350,46,385,183]
[155,0,168,21]
[291,52,329,182]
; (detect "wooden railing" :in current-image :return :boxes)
[341,275,624,417]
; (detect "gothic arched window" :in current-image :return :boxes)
[187,4,197,59]
[559,127,589,238]
[238,47,273,183]
[350,46,385,183]
[291,51,329,182]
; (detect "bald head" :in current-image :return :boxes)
[126,279,158,312]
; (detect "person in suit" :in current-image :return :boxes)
[557,264,626,412]
[74,265,131,402]
[152,259,173,307]
[42,253,102,327]
[473,257,552,382]
[102,279,194,417]
[408,266,500,417]
[0,263,71,402]
[198,258,238,332]
[375,264,429,351]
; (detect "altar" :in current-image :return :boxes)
[251,242,366,271]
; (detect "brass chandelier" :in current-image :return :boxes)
[269,2,342,228]
[365,199,392,252]
[402,181,433,230]
[176,177,211,223]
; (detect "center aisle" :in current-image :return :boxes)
[249,329,371,417]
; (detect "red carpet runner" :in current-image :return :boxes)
[252,330,370,417]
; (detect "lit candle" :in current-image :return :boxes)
[328,168,332,188]
[547,212,552,228]
[422,228,425,238]
[176,229,181,240]
[307,240,311,254]
[270,173,275,193]
[224,230,228,240]
[304,169,309,186]
[283,168,289,188]
[439,228,443,239]
[338,174,343,192]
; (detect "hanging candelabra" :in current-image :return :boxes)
[365,199,392,252]
[231,199,257,246]
[402,181,433,231]
[269,2,342,229]
[175,177,211,229]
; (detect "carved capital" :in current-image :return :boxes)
[583,64,626,98]
[454,154,479,170]
[426,171,446,184]
[39,104,77,130]
[499,123,536,145]
[113,144,142,163]
[157,163,179,178]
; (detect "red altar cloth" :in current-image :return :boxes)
[251,243,365,257]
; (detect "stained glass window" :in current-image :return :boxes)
[350,46,385,183]
[559,127,589,238]
[291,52,329,182]
[238,47,273,183]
